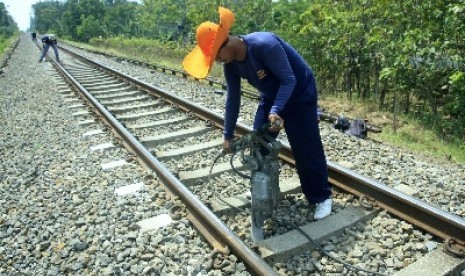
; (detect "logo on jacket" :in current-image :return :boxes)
[257,70,267,80]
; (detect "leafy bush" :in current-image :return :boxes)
[0,34,17,56]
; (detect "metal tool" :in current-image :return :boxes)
[209,122,282,241]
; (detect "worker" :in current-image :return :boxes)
[39,34,60,62]
[182,7,332,220]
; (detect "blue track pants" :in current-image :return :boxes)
[253,98,331,204]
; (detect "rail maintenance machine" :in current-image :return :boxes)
[210,122,281,241]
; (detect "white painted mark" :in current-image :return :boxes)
[137,214,172,233]
[101,159,127,170]
[83,129,103,137]
[68,104,85,108]
[90,142,114,151]
[71,111,89,116]
[115,182,144,196]
[78,120,95,126]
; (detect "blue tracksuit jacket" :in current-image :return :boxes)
[222,32,331,204]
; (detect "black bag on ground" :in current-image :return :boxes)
[347,118,367,139]
[335,116,367,139]
[334,116,351,131]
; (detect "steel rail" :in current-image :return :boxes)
[61,50,465,252]
[238,125,465,249]
[50,59,277,276]
[327,162,465,250]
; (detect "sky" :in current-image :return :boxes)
[2,0,142,32]
[1,0,39,31]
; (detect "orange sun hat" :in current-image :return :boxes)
[182,7,235,79]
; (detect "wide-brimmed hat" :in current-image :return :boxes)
[182,7,235,79]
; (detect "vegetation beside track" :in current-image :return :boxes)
[0,2,18,56]
[0,35,15,55]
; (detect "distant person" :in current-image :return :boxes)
[39,34,60,62]
[31,32,37,41]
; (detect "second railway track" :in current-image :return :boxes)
[30,39,465,275]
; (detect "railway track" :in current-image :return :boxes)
[33,42,465,275]
[65,42,383,134]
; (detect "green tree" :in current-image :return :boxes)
[137,0,187,40]
[0,2,18,37]
[77,15,105,41]
[61,0,81,39]
[32,1,63,34]
[103,0,138,37]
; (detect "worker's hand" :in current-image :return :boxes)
[222,139,233,154]
[268,113,284,132]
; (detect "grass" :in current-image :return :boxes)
[67,37,186,70]
[375,124,465,164]
[0,34,19,56]
[64,38,465,165]
[319,94,465,164]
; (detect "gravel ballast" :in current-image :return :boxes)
[0,35,250,275]
[1,34,464,275]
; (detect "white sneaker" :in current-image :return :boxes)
[314,198,332,220]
